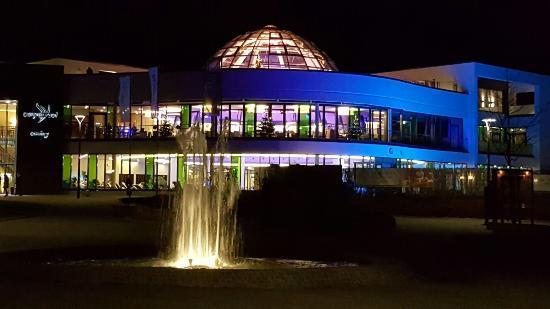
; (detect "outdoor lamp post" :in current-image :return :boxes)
[482,118,496,184]
[75,115,86,199]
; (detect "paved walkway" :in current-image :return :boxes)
[0,192,159,256]
[1,193,550,308]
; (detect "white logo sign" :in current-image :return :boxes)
[30,131,50,139]
[23,103,58,123]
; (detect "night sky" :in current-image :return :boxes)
[2,1,550,74]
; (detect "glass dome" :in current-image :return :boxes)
[208,25,337,71]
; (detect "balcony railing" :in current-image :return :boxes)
[478,141,533,157]
[68,125,183,139]
[0,126,16,144]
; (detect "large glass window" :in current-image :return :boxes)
[105,155,116,189]
[218,104,231,135]
[310,105,322,138]
[156,155,169,190]
[324,106,336,139]
[71,106,89,138]
[479,88,503,112]
[92,107,107,139]
[359,108,371,140]
[391,111,402,143]
[392,110,461,149]
[141,106,155,137]
[255,104,269,136]
[230,104,244,137]
[379,110,387,141]
[169,155,178,189]
[97,154,106,189]
[157,105,181,137]
[118,155,131,189]
[348,107,360,140]
[271,104,285,137]
[244,104,255,137]
[165,105,182,127]
[414,114,430,145]
[285,105,298,138]
[131,106,142,136]
[203,105,213,137]
[299,105,310,138]
[371,109,382,141]
[64,102,446,150]
[337,106,349,138]
[191,105,203,129]
[511,128,527,145]
[70,154,88,189]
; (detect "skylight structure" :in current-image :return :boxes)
[208,25,337,71]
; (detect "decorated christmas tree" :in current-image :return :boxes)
[348,115,362,139]
[159,120,174,137]
[258,115,275,138]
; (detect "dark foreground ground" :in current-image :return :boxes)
[1,193,550,308]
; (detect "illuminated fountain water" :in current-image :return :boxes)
[161,124,240,268]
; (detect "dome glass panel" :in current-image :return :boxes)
[208,25,337,71]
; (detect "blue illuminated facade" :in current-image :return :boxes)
[51,26,550,192]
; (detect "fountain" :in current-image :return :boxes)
[55,123,359,275]
[160,123,240,268]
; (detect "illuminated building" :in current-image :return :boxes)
[2,25,549,193]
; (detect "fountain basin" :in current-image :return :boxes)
[37,257,408,289]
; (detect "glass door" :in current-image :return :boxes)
[0,100,17,192]
[89,113,107,139]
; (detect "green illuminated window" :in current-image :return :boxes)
[244,104,255,137]
[63,105,72,122]
[62,155,71,189]
[299,105,310,138]
[178,156,187,186]
[230,156,241,185]
[145,156,155,189]
[181,105,190,129]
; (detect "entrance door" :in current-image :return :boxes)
[89,113,107,139]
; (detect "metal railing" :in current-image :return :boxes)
[0,126,16,144]
[68,125,183,139]
[478,141,533,157]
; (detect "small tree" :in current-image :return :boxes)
[348,114,362,139]
[491,78,541,167]
[159,121,174,137]
[258,115,275,138]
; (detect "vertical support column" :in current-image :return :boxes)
[204,71,221,138]
[240,156,245,189]
[315,102,320,138]
[107,105,115,137]
[387,109,392,143]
